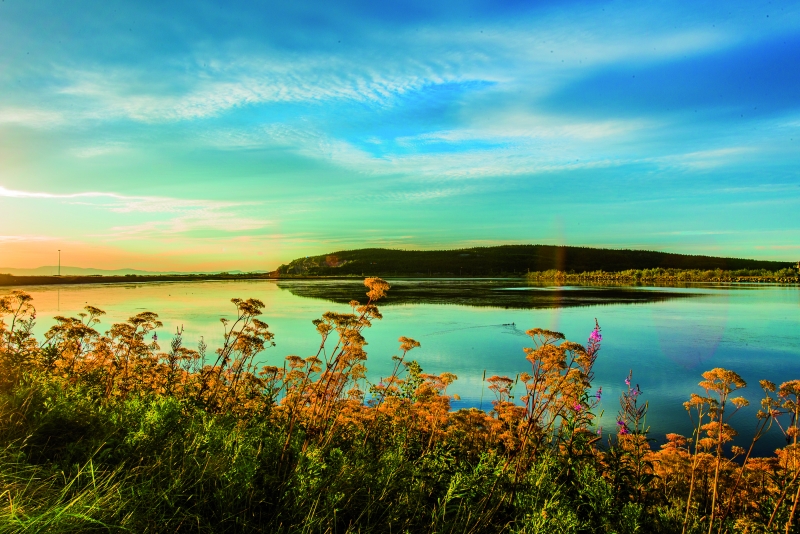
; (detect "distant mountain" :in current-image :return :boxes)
[0,266,265,276]
[276,245,793,277]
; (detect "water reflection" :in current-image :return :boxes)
[276,278,704,309]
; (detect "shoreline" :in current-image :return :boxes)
[2,272,798,288]
[0,272,279,287]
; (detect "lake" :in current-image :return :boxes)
[3,278,798,453]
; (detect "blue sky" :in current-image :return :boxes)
[1,0,798,270]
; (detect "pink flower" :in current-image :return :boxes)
[589,328,602,342]
[573,402,582,411]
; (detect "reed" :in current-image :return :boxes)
[1,282,798,533]
[527,267,799,283]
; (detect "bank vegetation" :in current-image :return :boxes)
[1,279,798,533]
[527,267,799,284]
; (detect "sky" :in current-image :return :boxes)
[1,0,799,272]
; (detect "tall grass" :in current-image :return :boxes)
[527,267,799,283]
[1,279,798,533]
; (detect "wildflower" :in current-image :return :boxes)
[595,387,602,400]
[589,328,602,342]
[573,402,582,411]
[625,376,631,386]
[152,333,158,342]
[596,426,602,435]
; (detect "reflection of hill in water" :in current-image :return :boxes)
[276,279,703,309]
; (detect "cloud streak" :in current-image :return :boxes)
[0,185,239,212]
[0,235,57,243]
[0,186,271,237]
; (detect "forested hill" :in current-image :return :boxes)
[276,245,793,277]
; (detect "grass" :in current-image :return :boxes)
[1,279,799,533]
[527,267,799,283]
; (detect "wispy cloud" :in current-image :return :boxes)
[0,107,66,127]
[393,112,652,148]
[0,186,120,200]
[56,56,459,123]
[0,235,57,242]
[0,186,271,237]
[755,245,800,250]
[0,185,238,212]
[356,186,477,203]
[205,121,636,179]
[652,147,758,170]
[655,230,736,236]
[717,183,800,194]
[107,216,269,238]
[71,143,130,158]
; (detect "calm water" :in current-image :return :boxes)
[3,279,799,453]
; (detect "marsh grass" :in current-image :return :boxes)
[1,280,799,533]
[527,267,799,283]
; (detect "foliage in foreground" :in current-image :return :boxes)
[0,280,799,533]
